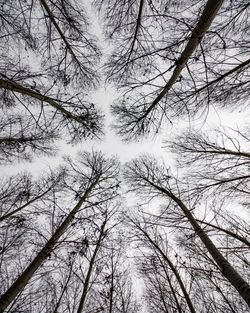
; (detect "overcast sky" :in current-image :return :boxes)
[2,82,249,179]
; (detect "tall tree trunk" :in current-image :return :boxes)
[143,0,224,117]
[146,179,250,307]
[108,252,115,313]
[0,182,96,312]
[52,262,74,313]
[158,257,183,313]
[133,222,196,313]
[76,219,107,313]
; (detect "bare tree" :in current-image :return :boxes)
[76,206,114,313]
[176,226,249,312]
[124,202,250,312]
[99,0,249,138]
[196,210,250,249]
[124,154,250,307]
[0,168,65,223]
[0,75,104,144]
[167,128,250,198]
[94,238,140,313]
[0,0,103,161]
[0,151,120,312]
[128,216,196,313]
[0,115,59,163]
[0,0,100,87]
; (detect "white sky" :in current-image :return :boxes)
[1,0,249,214]
[0,3,249,311]
[1,83,249,177]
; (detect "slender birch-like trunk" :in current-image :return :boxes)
[146,180,250,307]
[76,219,107,313]
[134,223,196,313]
[108,253,115,313]
[0,182,96,312]
[158,257,183,313]
[143,0,224,117]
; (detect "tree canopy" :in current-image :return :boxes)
[0,0,249,312]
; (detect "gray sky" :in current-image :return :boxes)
[1,1,249,178]
[2,83,249,178]
[0,3,249,311]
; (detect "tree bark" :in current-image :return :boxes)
[0,182,96,312]
[141,0,224,119]
[133,223,196,313]
[0,78,90,130]
[159,257,183,313]
[145,179,250,307]
[76,219,107,313]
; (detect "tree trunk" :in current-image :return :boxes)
[159,257,183,313]
[143,0,224,116]
[0,78,88,128]
[76,219,107,313]
[108,252,115,313]
[147,180,250,307]
[0,183,96,312]
[0,137,36,144]
[134,223,196,313]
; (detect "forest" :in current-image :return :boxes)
[0,0,250,312]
